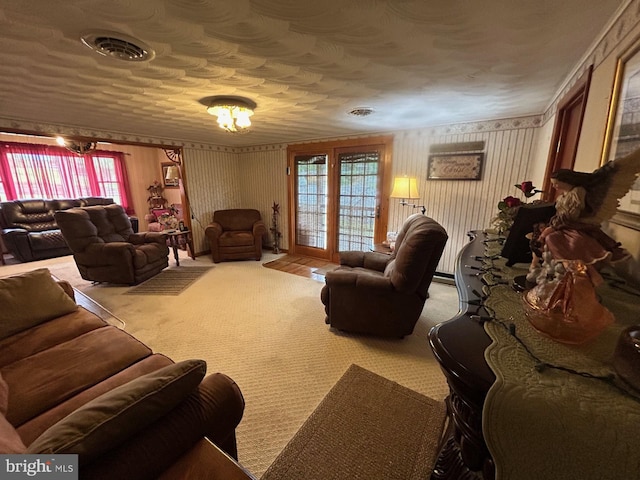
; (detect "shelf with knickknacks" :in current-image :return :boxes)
[144,180,181,232]
[270,201,282,254]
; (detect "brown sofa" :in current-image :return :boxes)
[321,214,448,337]
[205,209,267,263]
[54,204,168,285]
[0,268,248,479]
[0,197,138,263]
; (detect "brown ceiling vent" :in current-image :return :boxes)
[80,31,155,62]
[348,107,374,117]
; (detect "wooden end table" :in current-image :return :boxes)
[165,229,195,266]
[372,242,393,254]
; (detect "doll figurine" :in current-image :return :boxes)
[532,148,640,286]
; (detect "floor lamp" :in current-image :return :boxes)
[390,176,426,214]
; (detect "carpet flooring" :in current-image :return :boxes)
[125,266,213,295]
[0,251,459,477]
[261,364,446,480]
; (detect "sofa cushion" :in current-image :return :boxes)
[3,326,152,426]
[27,360,207,464]
[0,307,107,368]
[18,354,174,446]
[219,231,254,247]
[0,268,78,341]
[0,199,56,232]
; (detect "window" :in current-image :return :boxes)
[0,142,132,212]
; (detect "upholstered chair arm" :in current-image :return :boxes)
[80,372,245,480]
[325,270,394,291]
[1,228,32,262]
[56,280,76,301]
[252,220,267,237]
[128,232,167,245]
[204,223,223,240]
[338,251,389,272]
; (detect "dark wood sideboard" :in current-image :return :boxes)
[429,231,497,480]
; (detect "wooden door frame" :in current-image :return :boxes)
[287,135,393,259]
[541,66,592,201]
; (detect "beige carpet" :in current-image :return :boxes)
[0,251,459,478]
[261,364,446,480]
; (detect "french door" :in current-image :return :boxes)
[287,136,392,262]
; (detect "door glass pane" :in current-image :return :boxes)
[295,154,327,248]
[337,151,379,251]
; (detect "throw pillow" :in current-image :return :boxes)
[26,359,207,464]
[0,268,78,340]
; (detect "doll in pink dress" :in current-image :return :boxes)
[533,149,640,286]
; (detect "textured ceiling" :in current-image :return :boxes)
[0,0,625,147]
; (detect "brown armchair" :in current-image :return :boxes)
[320,214,448,338]
[205,209,267,263]
[54,204,169,285]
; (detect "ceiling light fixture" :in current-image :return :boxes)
[56,136,97,156]
[206,97,255,133]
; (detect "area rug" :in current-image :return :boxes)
[125,266,213,295]
[261,364,446,480]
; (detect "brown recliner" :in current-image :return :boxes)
[321,214,448,338]
[205,209,267,263]
[54,204,169,285]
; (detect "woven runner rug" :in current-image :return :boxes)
[125,266,213,295]
[261,364,446,480]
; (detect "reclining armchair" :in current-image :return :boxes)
[205,209,267,263]
[321,214,448,338]
[54,204,169,285]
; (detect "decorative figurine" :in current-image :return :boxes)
[531,148,640,286]
[270,201,282,254]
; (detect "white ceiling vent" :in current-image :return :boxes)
[81,31,155,62]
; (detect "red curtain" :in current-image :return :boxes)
[0,142,132,212]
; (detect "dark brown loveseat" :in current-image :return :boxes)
[54,204,168,285]
[321,214,448,338]
[0,268,247,479]
[0,197,138,262]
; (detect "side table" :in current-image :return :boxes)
[371,242,393,254]
[165,229,195,266]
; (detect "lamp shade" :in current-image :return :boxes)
[165,165,180,181]
[390,177,420,199]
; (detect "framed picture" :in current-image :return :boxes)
[601,37,640,228]
[427,152,484,180]
[162,162,179,188]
